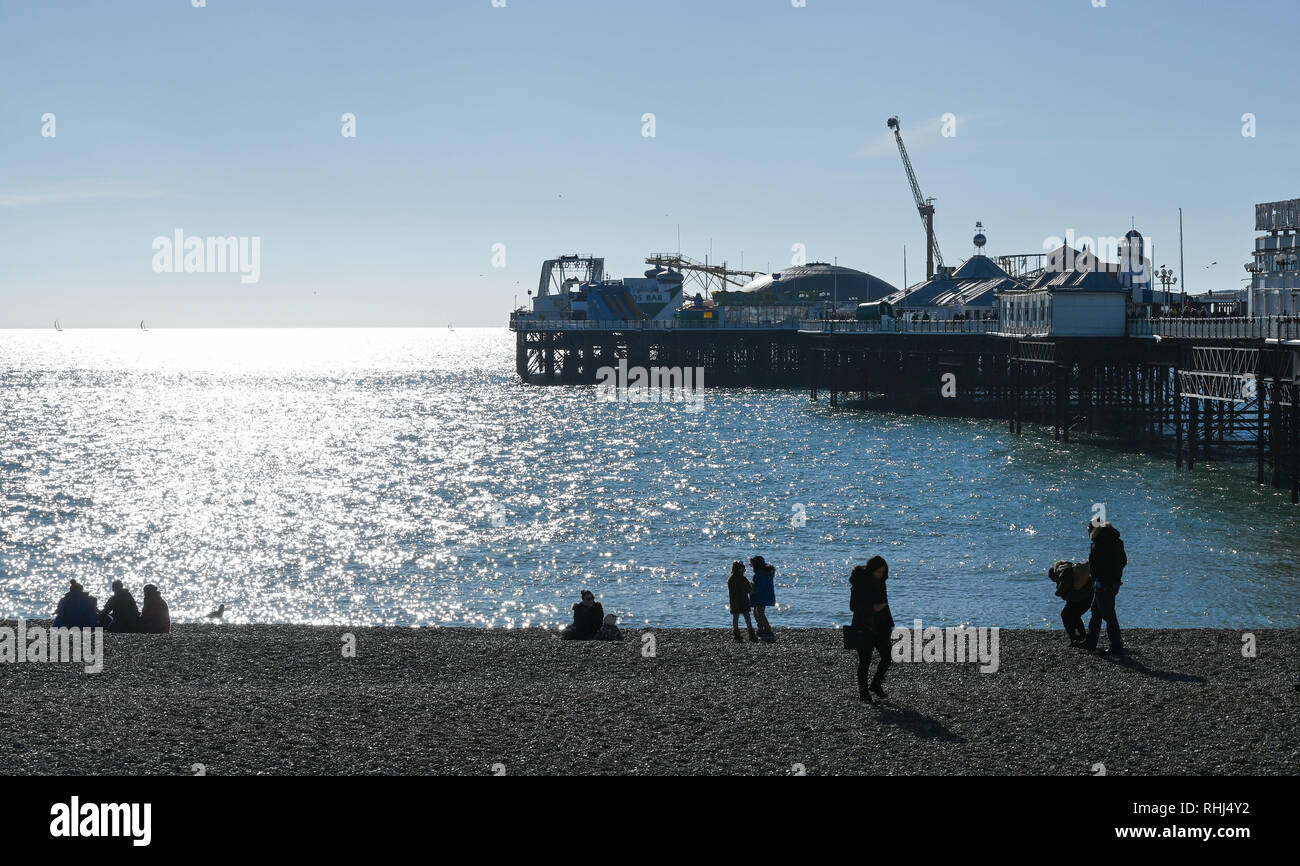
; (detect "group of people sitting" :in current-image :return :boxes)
[1047,521,1127,656]
[559,590,623,641]
[52,579,171,634]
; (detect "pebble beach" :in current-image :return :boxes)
[0,625,1295,776]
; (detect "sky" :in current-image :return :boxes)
[1,0,1297,328]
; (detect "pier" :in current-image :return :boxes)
[513,317,1300,502]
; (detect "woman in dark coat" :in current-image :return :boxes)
[849,556,895,702]
[1083,522,1127,655]
[139,584,172,634]
[561,590,604,640]
[748,556,776,639]
[727,561,757,642]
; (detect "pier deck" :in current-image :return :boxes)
[512,317,1300,501]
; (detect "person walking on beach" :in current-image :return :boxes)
[1048,560,1094,645]
[99,580,142,633]
[139,584,171,634]
[749,556,776,641]
[52,580,98,629]
[727,561,758,642]
[850,556,895,702]
[1081,522,1127,657]
[561,590,604,640]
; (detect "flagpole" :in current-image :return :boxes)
[1179,207,1186,309]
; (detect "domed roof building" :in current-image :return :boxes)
[715,262,899,311]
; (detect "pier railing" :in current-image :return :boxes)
[1128,316,1300,341]
[511,318,1001,334]
[512,315,1300,341]
[802,319,1000,334]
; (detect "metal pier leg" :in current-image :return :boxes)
[1175,367,1183,469]
[1293,399,1299,504]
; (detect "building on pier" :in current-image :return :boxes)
[1247,198,1300,316]
[1115,229,1172,310]
[715,263,898,318]
[883,225,1024,319]
[884,253,1021,319]
[995,245,1129,336]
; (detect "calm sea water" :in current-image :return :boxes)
[2,328,1297,629]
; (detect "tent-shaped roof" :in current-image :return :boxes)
[884,254,1023,307]
[950,254,1010,281]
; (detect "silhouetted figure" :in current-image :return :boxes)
[1049,560,1094,644]
[850,557,894,702]
[594,613,623,641]
[99,580,141,633]
[139,584,171,634]
[561,590,604,640]
[206,604,225,620]
[1082,522,1127,656]
[749,556,776,641]
[53,581,98,629]
[727,561,757,642]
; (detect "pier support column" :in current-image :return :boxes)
[1175,365,1183,468]
[1292,399,1299,504]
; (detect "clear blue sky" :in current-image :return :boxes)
[2,0,1295,327]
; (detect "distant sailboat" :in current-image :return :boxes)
[139,320,147,331]
[54,319,62,332]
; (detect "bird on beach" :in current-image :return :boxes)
[206,604,226,620]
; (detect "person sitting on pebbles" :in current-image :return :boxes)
[99,580,142,633]
[595,613,623,641]
[560,590,604,640]
[52,580,99,629]
[139,584,172,634]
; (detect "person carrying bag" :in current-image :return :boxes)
[848,556,895,703]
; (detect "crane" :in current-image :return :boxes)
[887,116,944,282]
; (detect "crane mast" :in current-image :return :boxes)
[887,116,944,281]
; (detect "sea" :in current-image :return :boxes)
[2,328,1297,629]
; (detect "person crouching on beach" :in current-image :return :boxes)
[139,584,171,634]
[1081,522,1127,657]
[727,561,758,642]
[849,557,895,702]
[749,556,776,640]
[561,590,604,640]
[1048,560,1094,645]
[99,580,142,633]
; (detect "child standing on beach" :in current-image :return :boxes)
[727,561,757,642]
[749,556,776,641]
